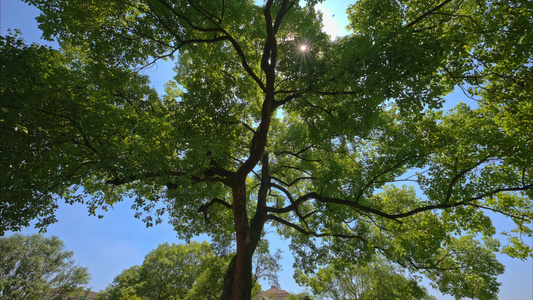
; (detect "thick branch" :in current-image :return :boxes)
[389,184,533,219]
[444,156,490,203]
[268,182,312,229]
[107,168,231,186]
[154,0,221,32]
[270,176,314,188]
[269,182,296,204]
[267,215,364,239]
[356,155,422,204]
[313,90,360,96]
[467,203,531,222]
[266,192,316,214]
[273,0,297,35]
[198,197,233,222]
[186,0,223,24]
[267,183,533,221]
[276,150,320,163]
[304,99,336,118]
[272,92,300,111]
[405,0,454,28]
[251,153,271,233]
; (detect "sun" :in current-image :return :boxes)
[293,39,313,66]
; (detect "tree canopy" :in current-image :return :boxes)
[1,0,532,299]
[0,234,90,299]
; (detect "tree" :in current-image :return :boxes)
[98,241,259,300]
[2,0,533,299]
[253,240,283,288]
[286,293,314,300]
[96,266,143,300]
[0,234,90,299]
[297,256,436,300]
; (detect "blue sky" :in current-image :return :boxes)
[1,0,532,298]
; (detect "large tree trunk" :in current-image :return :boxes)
[221,152,271,300]
[221,183,264,300]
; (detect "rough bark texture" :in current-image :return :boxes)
[221,153,272,300]
[221,183,265,300]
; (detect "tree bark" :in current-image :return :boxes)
[220,177,268,300]
[219,183,253,300]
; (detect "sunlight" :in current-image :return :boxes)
[295,41,311,64]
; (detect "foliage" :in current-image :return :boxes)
[2,0,533,299]
[0,234,90,299]
[297,256,436,300]
[0,32,162,234]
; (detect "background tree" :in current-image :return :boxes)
[98,241,260,300]
[286,292,314,300]
[296,256,436,300]
[253,240,283,288]
[0,234,90,299]
[95,266,143,300]
[1,0,532,299]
